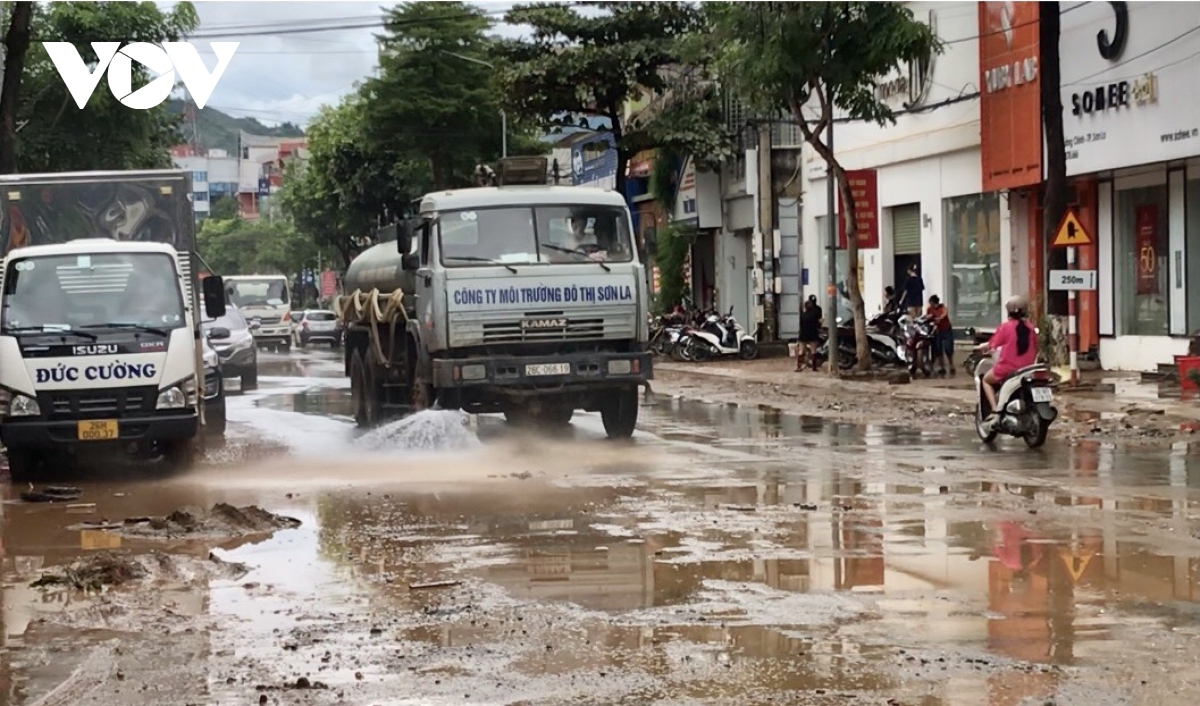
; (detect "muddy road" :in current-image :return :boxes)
[2,349,1197,705]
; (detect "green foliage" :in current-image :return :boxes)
[648,150,678,213]
[361,1,510,189]
[654,222,693,315]
[493,2,733,187]
[197,217,316,277]
[12,2,199,172]
[208,195,239,221]
[164,99,304,154]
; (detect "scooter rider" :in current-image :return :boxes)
[976,294,1038,426]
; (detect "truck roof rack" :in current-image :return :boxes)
[496,157,548,186]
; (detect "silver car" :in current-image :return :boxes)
[203,305,260,390]
[292,309,342,348]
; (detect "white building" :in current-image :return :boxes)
[170,147,240,219]
[799,2,1009,333]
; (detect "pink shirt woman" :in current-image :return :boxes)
[989,318,1038,381]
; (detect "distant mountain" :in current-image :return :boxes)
[166,100,305,154]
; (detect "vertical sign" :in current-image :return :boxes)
[837,169,880,249]
[320,270,337,298]
[978,2,1043,191]
[1135,205,1158,294]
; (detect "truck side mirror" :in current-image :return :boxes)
[401,253,420,271]
[202,275,227,319]
[396,219,416,254]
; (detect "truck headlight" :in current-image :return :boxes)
[607,359,633,375]
[203,349,219,368]
[9,394,41,417]
[156,386,187,409]
[460,364,486,381]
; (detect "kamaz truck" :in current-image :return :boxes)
[0,170,227,480]
[336,157,652,438]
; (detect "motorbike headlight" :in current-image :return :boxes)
[8,393,41,417]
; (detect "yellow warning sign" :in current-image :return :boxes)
[1057,546,1095,583]
[1052,208,1092,248]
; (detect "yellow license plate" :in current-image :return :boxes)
[77,419,119,441]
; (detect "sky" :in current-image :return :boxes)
[182,0,525,127]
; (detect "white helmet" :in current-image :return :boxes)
[1005,294,1029,317]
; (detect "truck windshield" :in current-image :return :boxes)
[1,252,185,334]
[439,205,634,267]
[228,278,290,308]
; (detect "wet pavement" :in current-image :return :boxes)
[1,349,1197,705]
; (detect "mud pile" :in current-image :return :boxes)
[30,551,248,591]
[119,503,302,540]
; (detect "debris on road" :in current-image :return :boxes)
[118,503,301,540]
[29,551,248,591]
[408,579,461,590]
[19,486,83,503]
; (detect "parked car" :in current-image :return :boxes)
[292,309,342,348]
[202,336,226,436]
[202,305,260,390]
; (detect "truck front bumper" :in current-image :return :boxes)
[1,412,198,449]
[432,351,652,390]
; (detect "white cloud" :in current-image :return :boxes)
[180,0,526,127]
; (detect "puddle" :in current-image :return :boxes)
[2,353,1198,704]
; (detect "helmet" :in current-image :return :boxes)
[1005,294,1029,317]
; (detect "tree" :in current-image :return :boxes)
[197,217,316,277]
[0,1,34,174]
[9,2,197,173]
[708,2,941,371]
[362,1,509,190]
[209,194,239,220]
[493,2,733,196]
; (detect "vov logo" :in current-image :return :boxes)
[43,41,239,110]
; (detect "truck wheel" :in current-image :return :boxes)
[163,438,198,470]
[241,367,258,391]
[206,406,227,436]
[600,386,639,439]
[4,446,42,483]
[350,350,369,427]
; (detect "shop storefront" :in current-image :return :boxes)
[944,192,1003,331]
[1059,2,1197,370]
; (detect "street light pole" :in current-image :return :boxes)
[440,49,506,158]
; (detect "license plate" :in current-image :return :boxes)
[1031,387,1053,403]
[78,419,118,441]
[526,363,570,377]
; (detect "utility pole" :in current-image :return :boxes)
[825,97,839,376]
[757,122,777,341]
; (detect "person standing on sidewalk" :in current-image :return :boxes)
[926,294,955,376]
[902,264,925,318]
[796,296,823,371]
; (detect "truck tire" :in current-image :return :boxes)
[163,438,198,470]
[600,386,639,439]
[206,407,227,436]
[350,350,371,427]
[4,446,41,483]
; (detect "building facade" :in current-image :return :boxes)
[800,2,1010,333]
[169,146,240,220]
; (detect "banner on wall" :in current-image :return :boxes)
[837,169,880,250]
[978,1,1042,191]
[1135,205,1158,295]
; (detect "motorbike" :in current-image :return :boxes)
[962,327,995,377]
[812,313,907,369]
[688,306,759,360]
[974,355,1058,448]
[902,314,937,378]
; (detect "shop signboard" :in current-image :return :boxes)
[1060,2,1200,175]
[978,1,1043,191]
[837,169,880,250]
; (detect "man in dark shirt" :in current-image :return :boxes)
[796,295,823,371]
[926,294,954,376]
[902,264,925,318]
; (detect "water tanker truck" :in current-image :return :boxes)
[335,157,652,438]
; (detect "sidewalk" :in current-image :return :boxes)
[652,357,1199,439]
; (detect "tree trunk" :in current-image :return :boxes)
[1040,3,1067,278]
[835,167,871,370]
[0,2,34,175]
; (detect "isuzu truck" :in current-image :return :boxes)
[0,170,227,479]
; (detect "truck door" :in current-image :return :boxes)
[415,220,439,343]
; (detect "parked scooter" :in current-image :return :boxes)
[902,314,937,378]
[973,355,1058,448]
[688,306,758,360]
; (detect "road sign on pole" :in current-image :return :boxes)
[1052,208,1091,248]
[1050,208,1090,386]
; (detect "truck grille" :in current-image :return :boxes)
[451,308,636,346]
[38,386,156,420]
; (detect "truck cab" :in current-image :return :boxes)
[223,274,292,349]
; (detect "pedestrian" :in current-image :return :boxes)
[883,286,895,312]
[925,294,954,376]
[797,295,823,371]
[902,263,925,318]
